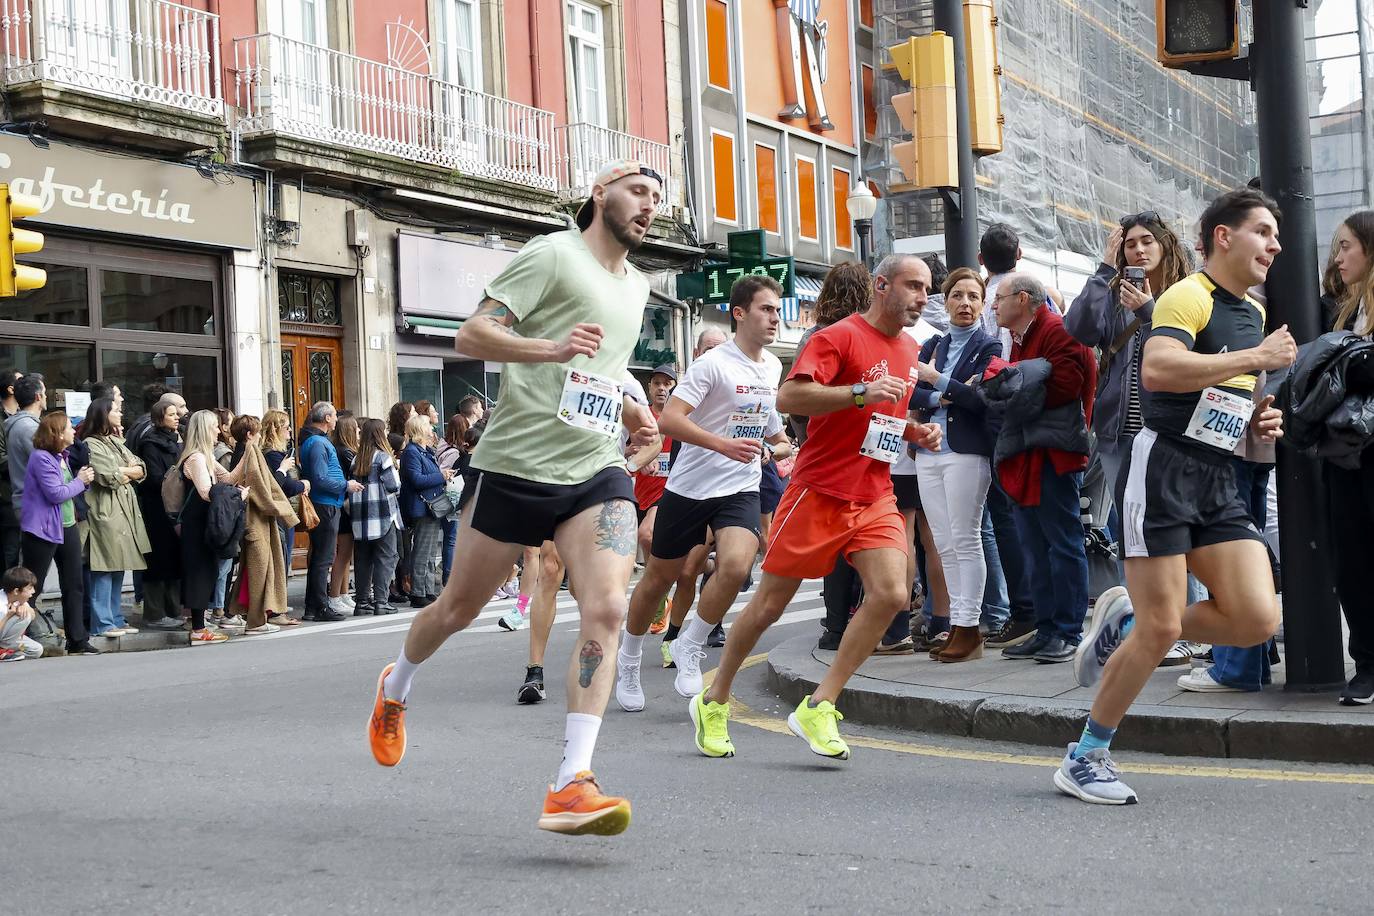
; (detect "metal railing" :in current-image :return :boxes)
[555,121,674,215]
[0,0,222,117]
[233,33,558,192]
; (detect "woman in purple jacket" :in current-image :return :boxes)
[20,411,99,654]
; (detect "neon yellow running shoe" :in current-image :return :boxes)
[787,695,850,759]
[689,691,734,758]
[660,639,675,669]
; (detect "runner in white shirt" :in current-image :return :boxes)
[615,276,794,709]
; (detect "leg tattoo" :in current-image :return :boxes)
[594,500,637,557]
[578,639,604,688]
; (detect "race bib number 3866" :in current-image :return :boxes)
[557,369,623,438]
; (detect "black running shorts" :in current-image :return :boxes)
[467,466,634,548]
[650,489,761,560]
[892,472,921,512]
[1118,428,1262,559]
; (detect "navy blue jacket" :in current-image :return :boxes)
[399,443,446,521]
[910,328,1000,457]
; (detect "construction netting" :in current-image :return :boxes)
[869,0,1260,261]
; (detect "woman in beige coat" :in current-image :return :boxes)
[228,415,299,634]
[78,397,151,637]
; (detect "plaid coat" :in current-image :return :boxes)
[349,451,401,541]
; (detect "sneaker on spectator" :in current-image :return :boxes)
[147,617,184,631]
[1339,672,1374,706]
[327,596,349,615]
[339,594,356,610]
[1158,641,1196,667]
[243,622,281,636]
[1177,667,1245,692]
[190,628,229,644]
[0,647,26,662]
[985,619,1037,649]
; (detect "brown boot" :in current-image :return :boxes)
[935,625,985,663]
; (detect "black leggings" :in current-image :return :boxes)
[21,526,88,648]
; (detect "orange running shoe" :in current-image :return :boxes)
[368,663,407,767]
[648,596,671,635]
[537,771,632,835]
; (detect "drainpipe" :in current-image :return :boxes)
[529,0,543,109]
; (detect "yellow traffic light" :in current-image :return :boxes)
[0,183,45,297]
[963,0,1003,154]
[886,32,958,190]
[1156,0,1240,67]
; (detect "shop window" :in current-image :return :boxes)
[796,156,818,241]
[862,64,877,139]
[102,349,220,412]
[278,272,342,326]
[706,0,731,90]
[712,131,738,223]
[832,166,853,250]
[0,342,94,402]
[7,263,89,327]
[102,272,215,335]
[755,143,779,234]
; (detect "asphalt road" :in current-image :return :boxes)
[3,583,1370,915]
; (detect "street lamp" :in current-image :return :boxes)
[846,183,878,267]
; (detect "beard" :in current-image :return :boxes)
[605,210,648,251]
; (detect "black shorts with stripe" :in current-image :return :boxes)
[468,466,634,548]
[1118,428,1262,559]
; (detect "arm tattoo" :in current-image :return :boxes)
[578,639,604,688]
[594,500,637,557]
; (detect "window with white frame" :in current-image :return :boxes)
[434,0,482,91]
[566,0,609,127]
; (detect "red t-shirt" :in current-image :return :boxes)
[787,314,921,502]
[633,410,672,509]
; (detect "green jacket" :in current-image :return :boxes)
[85,435,151,572]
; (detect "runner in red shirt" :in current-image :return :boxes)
[689,254,943,760]
[633,365,677,560]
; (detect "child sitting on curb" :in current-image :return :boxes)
[1,566,44,662]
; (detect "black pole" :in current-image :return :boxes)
[856,217,872,267]
[932,0,978,269]
[1254,2,1347,691]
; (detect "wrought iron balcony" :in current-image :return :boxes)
[233,33,558,193]
[0,0,222,118]
[556,121,674,216]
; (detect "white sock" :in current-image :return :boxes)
[555,713,602,790]
[620,630,645,659]
[383,650,420,702]
[680,613,714,649]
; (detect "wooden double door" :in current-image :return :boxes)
[281,333,345,568]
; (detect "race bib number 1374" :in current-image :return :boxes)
[557,369,623,438]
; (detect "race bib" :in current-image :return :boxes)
[860,414,907,464]
[726,411,767,441]
[651,452,671,477]
[1184,387,1251,452]
[557,369,623,438]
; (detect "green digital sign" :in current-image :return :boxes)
[703,257,795,304]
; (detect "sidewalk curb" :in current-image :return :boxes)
[765,635,1374,766]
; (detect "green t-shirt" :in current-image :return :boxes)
[471,230,650,485]
[60,461,75,528]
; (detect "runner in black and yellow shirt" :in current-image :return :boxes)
[1055,187,1297,805]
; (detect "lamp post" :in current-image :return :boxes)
[846,183,878,267]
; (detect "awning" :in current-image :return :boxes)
[402,314,461,338]
[715,273,822,322]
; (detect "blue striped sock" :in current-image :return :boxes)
[1075,717,1116,757]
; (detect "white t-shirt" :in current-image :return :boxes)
[666,341,784,500]
[618,373,649,452]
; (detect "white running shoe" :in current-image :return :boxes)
[339,594,356,609]
[497,607,529,631]
[1074,586,1133,688]
[670,639,706,698]
[615,651,645,712]
[1053,742,1138,805]
[1177,667,1245,692]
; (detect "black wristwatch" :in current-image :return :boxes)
[851,383,868,408]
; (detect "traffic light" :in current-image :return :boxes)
[0,183,45,297]
[963,0,1003,154]
[1156,0,1240,67]
[886,32,958,190]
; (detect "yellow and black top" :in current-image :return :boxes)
[1143,271,1265,452]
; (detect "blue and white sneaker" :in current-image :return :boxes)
[1074,586,1133,688]
[1053,742,1138,805]
[498,607,529,631]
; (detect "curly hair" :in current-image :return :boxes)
[1114,214,1192,297]
[813,261,871,327]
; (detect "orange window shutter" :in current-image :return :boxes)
[860,0,874,28]
[796,158,817,240]
[712,133,737,222]
[706,0,731,89]
[832,168,853,250]
[756,145,779,233]
[862,65,877,139]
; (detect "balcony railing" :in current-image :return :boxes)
[556,122,674,216]
[233,33,558,193]
[0,0,222,117]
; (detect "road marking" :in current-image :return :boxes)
[712,656,1374,787]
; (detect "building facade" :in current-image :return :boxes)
[681,0,872,359]
[0,0,693,425]
[1309,0,1373,265]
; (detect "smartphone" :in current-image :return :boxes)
[1123,266,1147,289]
